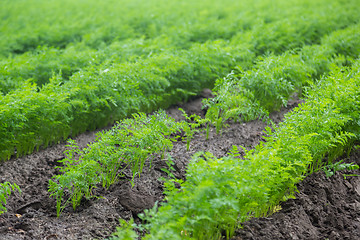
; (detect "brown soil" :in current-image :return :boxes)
[1,92,359,240]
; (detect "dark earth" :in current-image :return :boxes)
[0,91,359,240]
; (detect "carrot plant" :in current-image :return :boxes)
[0,182,21,215]
[2,0,358,57]
[109,219,138,240]
[111,60,360,239]
[203,71,269,134]
[178,108,211,150]
[49,110,184,216]
[321,160,359,178]
[2,0,359,161]
[205,22,360,134]
[0,39,242,161]
[0,45,98,94]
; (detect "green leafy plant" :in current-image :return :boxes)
[49,110,184,216]
[178,108,209,150]
[110,60,360,240]
[205,22,360,135]
[322,160,359,178]
[0,182,21,215]
[159,153,176,180]
[203,71,269,134]
[109,219,138,240]
[2,0,360,161]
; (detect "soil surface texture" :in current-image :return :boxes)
[1,92,358,240]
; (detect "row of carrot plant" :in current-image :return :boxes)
[1,3,359,161]
[2,0,359,94]
[1,0,358,57]
[204,23,360,133]
[1,0,360,220]
[108,24,360,238]
[46,21,360,219]
[111,59,360,240]
[0,41,239,161]
[48,111,187,216]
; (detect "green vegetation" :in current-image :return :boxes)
[204,23,360,134]
[0,182,21,215]
[110,219,138,240]
[48,110,185,216]
[2,0,360,238]
[322,160,359,178]
[111,60,360,240]
[1,0,360,160]
[2,0,358,57]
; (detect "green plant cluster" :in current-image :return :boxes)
[0,45,98,94]
[0,41,240,161]
[1,0,358,93]
[322,160,359,178]
[1,0,360,161]
[118,60,360,240]
[1,0,358,57]
[204,23,360,133]
[48,110,185,217]
[0,182,21,215]
[110,219,138,240]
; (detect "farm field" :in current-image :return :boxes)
[1,0,360,239]
[0,96,298,239]
[1,93,360,239]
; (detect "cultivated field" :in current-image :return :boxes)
[1,0,360,239]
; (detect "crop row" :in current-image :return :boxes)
[1,5,359,161]
[108,26,360,238]
[46,21,360,221]
[1,0,359,57]
[48,111,187,216]
[114,59,360,240]
[0,41,242,161]
[2,0,359,95]
[204,23,360,133]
